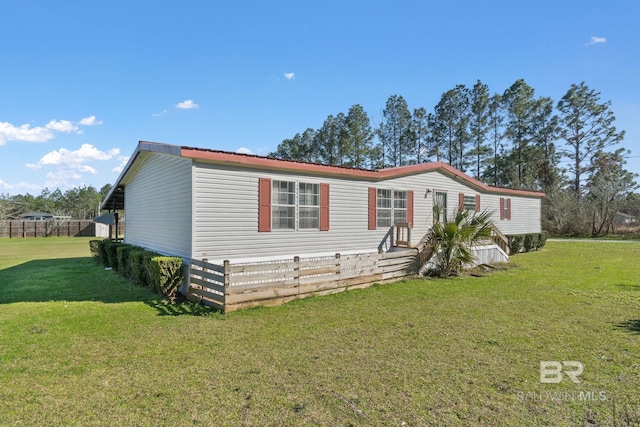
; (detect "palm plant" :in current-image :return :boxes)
[429,205,495,277]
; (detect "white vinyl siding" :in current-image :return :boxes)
[191,163,540,262]
[124,153,192,258]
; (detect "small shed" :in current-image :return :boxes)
[613,212,637,224]
[20,212,54,221]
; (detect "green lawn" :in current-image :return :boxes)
[0,237,639,426]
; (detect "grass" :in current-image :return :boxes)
[1,237,639,426]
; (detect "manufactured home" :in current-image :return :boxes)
[101,141,544,310]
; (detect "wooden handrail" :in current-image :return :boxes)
[395,222,411,248]
[415,228,437,274]
[491,226,510,255]
[377,226,395,253]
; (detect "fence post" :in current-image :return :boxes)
[294,256,300,294]
[223,259,230,297]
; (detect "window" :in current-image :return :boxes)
[272,180,296,229]
[368,188,413,230]
[376,189,392,228]
[500,197,511,220]
[298,182,320,229]
[463,195,477,211]
[375,189,408,228]
[394,190,407,224]
[270,180,321,230]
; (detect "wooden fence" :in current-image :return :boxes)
[187,250,417,312]
[0,220,124,238]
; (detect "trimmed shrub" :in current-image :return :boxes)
[130,250,147,285]
[130,249,159,287]
[523,234,535,252]
[148,256,184,302]
[116,245,136,279]
[97,239,112,266]
[508,234,523,254]
[506,231,549,254]
[539,231,548,249]
[104,241,123,271]
[89,240,101,261]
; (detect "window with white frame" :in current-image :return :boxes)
[394,190,408,224]
[463,195,476,211]
[298,182,320,229]
[376,189,407,228]
[272,180,296,229]
[272,180,320,230]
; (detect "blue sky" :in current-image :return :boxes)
[1,0,639,195]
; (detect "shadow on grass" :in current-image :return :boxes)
[0,257,153,304]
[144,298,222,317]
[0,256,222,316]
[616,283,640,291]
[614,319,640,335]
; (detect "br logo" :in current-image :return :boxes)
[540,361,583,384]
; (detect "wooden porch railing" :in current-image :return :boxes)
[415,229,437,275]
[394,222,411,248]
[491,226,510,255]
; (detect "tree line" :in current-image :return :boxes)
[0,185,112,221]
[270,79,638,235]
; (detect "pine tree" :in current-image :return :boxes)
[557,82,625,201]
[378,95,412,167]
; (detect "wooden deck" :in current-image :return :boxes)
[186,250,417,312]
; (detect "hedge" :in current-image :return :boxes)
[90,240,183,302]
[148,256,184,303]
[89,240,101,262]
[104,240,122,270]
[507,231,548,254]
[116,245,136,280]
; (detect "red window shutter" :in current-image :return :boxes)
[407,190,414,227]
[258,178,271,232]
[499,197,505,220]
[507,198,512,220]
[475,195,480,212]
[459,192,465,210]
[368,187,377,230]
[320,183,330,231]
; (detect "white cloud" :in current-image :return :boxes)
[284,72,295,80]
[112,155,130,173]
[79,115,103,126]
[586,36,607,46]
[175,99,198,109]
[0,122,54,145]
[0,178,41,193]
[45,170,83,187]
[45,119,79,133]
[80,165,98,174]
[236,147,254,155]
[27,143,120,170]
[0,115,102,145]
[152,109,167,117]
